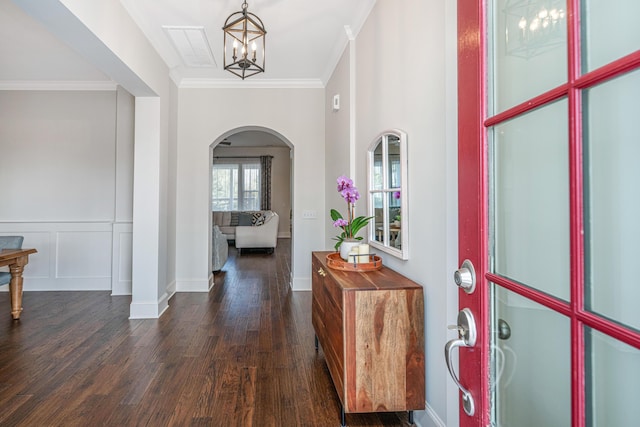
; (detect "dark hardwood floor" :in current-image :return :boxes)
[0,239,413,426]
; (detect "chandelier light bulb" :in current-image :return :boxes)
[530,18,540,32]
[518,16,527,30]
[505,1,567,59]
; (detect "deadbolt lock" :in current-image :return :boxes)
[454,259,476,294]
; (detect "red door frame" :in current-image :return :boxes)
[456,0,489,426]
[456,0,640,426]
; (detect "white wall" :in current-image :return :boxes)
[176,88,325,292]
[0,89,134,292]
[0,90,116,221]
[324,1,459,426]
[211,145,292,238]
[8,0,176,317]
[46,0,176,317]
[112,86,135,295]
[324,47,353,249]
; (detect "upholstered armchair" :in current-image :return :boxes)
[0,236,24,286]
[212,225,228,272]
[235,212,279,254]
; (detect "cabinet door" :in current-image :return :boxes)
[349,289,424,412]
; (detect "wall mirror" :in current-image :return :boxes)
[367,129,408,259]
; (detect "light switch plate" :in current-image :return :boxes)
[302,210,317,219]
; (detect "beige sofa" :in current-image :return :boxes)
[212,210,279,253]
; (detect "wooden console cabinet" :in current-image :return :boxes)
[311,251,425,424]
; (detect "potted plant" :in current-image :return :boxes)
[331,175,373,260]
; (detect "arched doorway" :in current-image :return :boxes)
[209,127,293,279]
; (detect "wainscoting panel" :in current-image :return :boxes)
[56,230,111,278]
[111,222,133,295]
[0,222,116,291]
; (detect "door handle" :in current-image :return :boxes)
[445,308,476,416]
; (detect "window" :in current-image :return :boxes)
[368,130,408,259]
[212,158,261,211]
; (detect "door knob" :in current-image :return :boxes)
[445,308,476,416]
[454,259,476,294]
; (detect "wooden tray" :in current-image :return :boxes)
[326,252,383,272]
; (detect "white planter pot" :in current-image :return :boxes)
[339,239,361,261]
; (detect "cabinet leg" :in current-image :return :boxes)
[408,410,414,425]
[340,405,346,427]
[314,334,318,351]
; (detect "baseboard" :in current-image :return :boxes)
[291,276,311,291]
[166,279,177,297]
[111,288,132,296]
[423,400,447,427]
[22,278,111,291]
[129,293,169,319]
[175,278,213,292]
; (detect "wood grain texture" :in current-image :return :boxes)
[312,251,425,416]
[0,241,413,426]
[0,248,37,319]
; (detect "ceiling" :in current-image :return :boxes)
[0,0,377,87]
[215,131,290,149]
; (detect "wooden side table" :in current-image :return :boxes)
[311,251,425,426]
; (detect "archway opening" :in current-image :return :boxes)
[209,127,293,282]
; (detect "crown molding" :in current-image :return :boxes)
[0,80,118,91]
[320,1,376,86]
[178,78,324,89]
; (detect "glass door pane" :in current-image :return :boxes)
[586,328,640,426]
[581,0,640,72]
[490,0,568,113]
[584,69,640,331]
[491,100,570,300]
[491,285,571,427]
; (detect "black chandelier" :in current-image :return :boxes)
[222,1,266,79]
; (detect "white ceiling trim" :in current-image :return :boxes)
[0,80,118,91]
[178,78,324,89]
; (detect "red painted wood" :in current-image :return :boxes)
[576,50,640,89]
[484,84,569,127]
[567,0,586,424]
[457,0,489,425]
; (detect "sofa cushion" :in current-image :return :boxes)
[213,211,232,227]
[230,211,240,226]
[251,212,265,226]
[238,212,253,226]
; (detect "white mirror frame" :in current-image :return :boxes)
[367,129,408,260]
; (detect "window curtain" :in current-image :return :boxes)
[260,155,273,210]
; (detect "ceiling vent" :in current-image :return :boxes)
[163,26,217,67]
